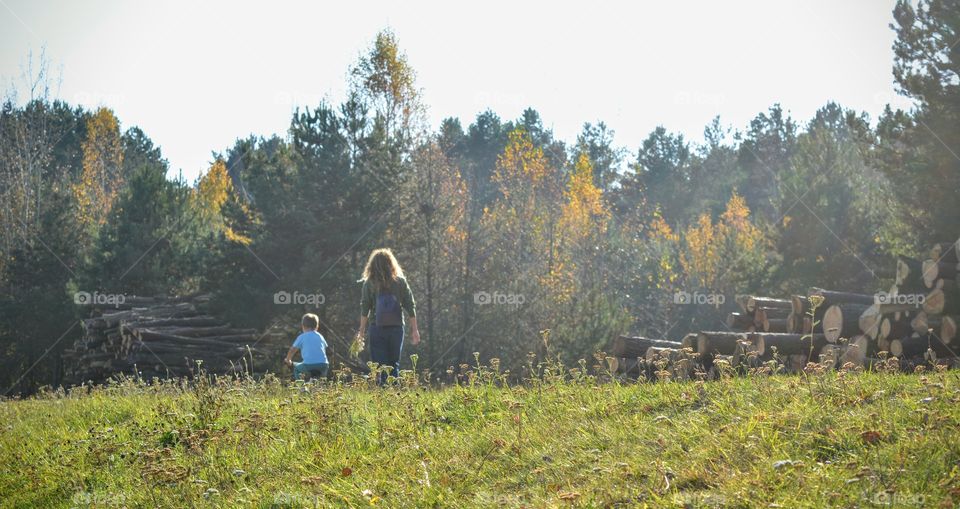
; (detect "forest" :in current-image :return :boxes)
[1,0,958,394]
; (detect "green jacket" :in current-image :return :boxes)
[361,276,416,324]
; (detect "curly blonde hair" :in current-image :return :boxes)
[362,248,405,291]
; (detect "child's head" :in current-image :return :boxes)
[301,313,319,331]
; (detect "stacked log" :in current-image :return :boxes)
[745,297,791,313]
[646,347,695,381]
[754,307,789,332]
[716,293,848,371]
[749,332,828,357]
[610,239,960,379]
[726,312,755,330]
[896,256,924,292]
[821,303,869,343]
[889,333,955,361]
[609,335,683,359]
[808,288,876,308]
[608,335,688,380]
[61,295,287,384]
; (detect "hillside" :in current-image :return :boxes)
[2,366,958,508]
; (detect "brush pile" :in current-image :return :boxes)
[62,295,287,384]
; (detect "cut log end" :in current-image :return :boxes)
[922,259,939,288]
[942,316,957,345]
[923,288,946,315]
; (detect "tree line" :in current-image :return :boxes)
[1,0,956,393]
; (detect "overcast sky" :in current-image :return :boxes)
[1,0,914,181]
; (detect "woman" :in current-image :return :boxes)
[356,248,420,384]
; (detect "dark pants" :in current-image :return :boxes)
[293,362,328,381]
[368,325,403,384]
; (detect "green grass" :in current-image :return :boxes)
[2,363,960,508]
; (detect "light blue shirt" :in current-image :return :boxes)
[293,330,328,364]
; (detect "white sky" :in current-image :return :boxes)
[1,0,913,181]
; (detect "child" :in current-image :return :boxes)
[284,313,329,380]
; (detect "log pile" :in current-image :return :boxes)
[61,295,287,384]
[610,237,960,378]
[608,336,689,380]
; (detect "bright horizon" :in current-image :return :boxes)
[1,0,914,182]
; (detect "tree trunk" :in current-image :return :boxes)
[930,241,959,264]
[752,308,766,329]
[757,306,790,319]
[910,311,939,335]
[941,315,958,345]
[921,259,959,288]
[896,256,924,290]
[808,288,876,307]
[818,344,842,369]
[131,316,223,328]
[876,335,891,353]
[763,318,789,333]
[726,312,755,330]
[839,334,869,367]
[750,332,828,357]
[610,336,681,359]
[134,325,257,338]
[733,340,762,369]
[680,333,698,351]
[889,333,954,359]
[785,311,798,333]
[745,297,791,313]
[922,288,958,315]
[878,316,912,342]
[696,331,753,370]
[790,295,809,316]
[858,304,882,339]
[934,278,957,292]
[734,295,750,313]
[821,303,869,342]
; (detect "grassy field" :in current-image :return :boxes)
[2,361,959,508]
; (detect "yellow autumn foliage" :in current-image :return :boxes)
[679,191,764,289]
[644,209,681,288]
[74,108,124,227]
[559,153,608,242]
[493,129,550,195]
[193,159,251,245]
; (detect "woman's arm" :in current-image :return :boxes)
[357,315,368,339]
[398,277,420,345]
[408,315,420,345]
[357,279,371,341]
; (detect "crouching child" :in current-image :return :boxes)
[284,313,329,380]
